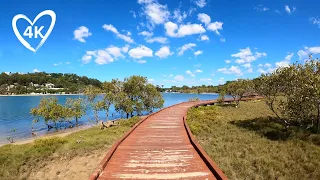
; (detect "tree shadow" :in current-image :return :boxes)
[230,117,320,146]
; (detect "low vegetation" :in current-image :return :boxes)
[0,117,140,180]
[187,100,320,179]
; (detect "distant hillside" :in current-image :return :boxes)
[0,72,102,95]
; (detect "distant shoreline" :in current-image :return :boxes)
[0,94,83,97]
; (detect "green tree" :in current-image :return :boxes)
[142,84,164,113]
[65,98,86,125]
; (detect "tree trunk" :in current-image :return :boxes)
[126,113,129,119]
[317,103,320,130]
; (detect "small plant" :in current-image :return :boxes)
[6,128,16,143]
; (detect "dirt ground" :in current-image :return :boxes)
[28,149,106,180]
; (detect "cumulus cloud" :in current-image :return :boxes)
[232,47,267,64]
[309,17,320,27]
[194,0,207,8]
[207,21,223,35]
[178,43,196,56]
[165,21,206,37]
[198,13,211,26]
[106,45,125,59]
[173,9,187,23]
[254,5,269,12]
[297,46,320,60]
[225,60,231,63]
[186,70,195,77]
[195,69,203,73]
[136,60,147,64]
[146,36,168,44]
[194,50,203,56]
[200,35,209,41]
[82,50,114,65]
[174,75,184,81]
[33,69,40,73]
[155,46,172,58]
[102,24,134,43]
[138,0,170,26]
[139,31,153,37]
[275,53,294,68]
[218,66,243,76]
[73,26,92,43]
[285,5,296,14]
[128,45,153,59]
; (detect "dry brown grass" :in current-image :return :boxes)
[187,100,320,180]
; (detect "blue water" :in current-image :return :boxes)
[0,93,219,145]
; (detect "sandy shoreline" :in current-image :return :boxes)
[0,124,97,147]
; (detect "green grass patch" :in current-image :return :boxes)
[187,100,320,180]
[0,117,140,180]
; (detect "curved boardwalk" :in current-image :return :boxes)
[90,100,228,180]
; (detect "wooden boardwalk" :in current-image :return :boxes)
[90,100,228,180]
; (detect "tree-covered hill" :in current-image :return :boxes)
[0,72,102,94]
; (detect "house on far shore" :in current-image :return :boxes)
[45,83,55,89]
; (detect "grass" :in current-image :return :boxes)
[187,100,320,180]
[0,117,140,180]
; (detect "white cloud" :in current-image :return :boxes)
[33,69,40,73]
[218,66,243,76]
[186,70,195,77]
[225,60,231,63]
[232,47,267,64]
[155,46,172,58]
[207,22,223,35]
[220,38,226,42]
[174,75,185,81]
[138,0,170,26]
[275,53,294,68]
[254,5,269,12]
[218,77,225,84]
[81,50,114,65]
[178,43,196,56]
[122,45,130,53]
[309,17,320,27]
[195,69,203,73]
[130,11,137,18]
[298,46,320,60]
[194,0,207,8]
[198,13,211,26]
[53,62,62,66]
[200,35,209,41]
[194,50,203,56]
[242,63,251,68]
[106,45,125,59]
[128,45,153,59]
[66,62,71,65]
[73,26,92,43]
[285,5,296,14]
[258,68,274,74]
[102,24,134,43]
[173,9,187,23]
[164,21,206,37]
[146,36,168,44]
[265,63,272,67]
[136,59,147,64]
[139,31,153,37]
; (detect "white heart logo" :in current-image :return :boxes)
[12,10,56,52]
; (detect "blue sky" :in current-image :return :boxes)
[0,0,319,87]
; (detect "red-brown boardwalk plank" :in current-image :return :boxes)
[91,98,263,180]
[94,101,225,180]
